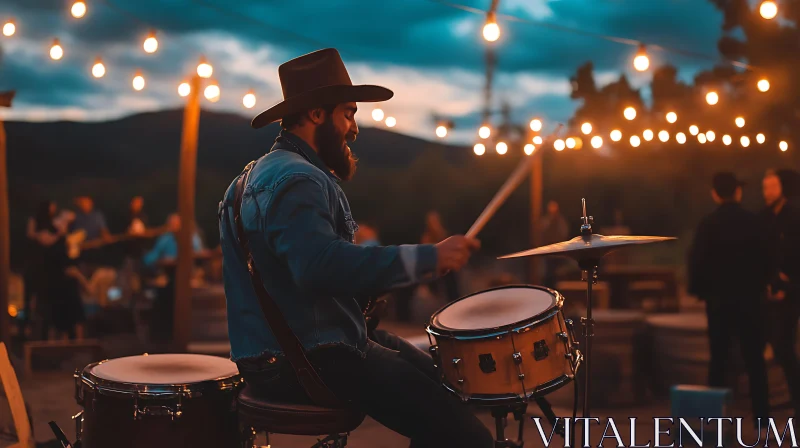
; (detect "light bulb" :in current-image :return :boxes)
[566,137,577,149]
[496,142,508,155]
[735,117,745,128]
[50,39,63,60]
[533,136,543,145]
[435,125,447,138]
[633,45,649,72]
[474,143,486,156]
[91,58,105,78]
[741,136,751,147]
[483,12,500,42]
[722,135,732,146]
[623,107,636,120]
[385,117,396,128]
[705,131,715,142]
[71,1,87,19]
[689,125,699,136]
[178,82,191,97]
[243,91,256,109]
[676,132,687,144]
[706,91,719,105]
[197,59,213,78]
[554,139,566,151]
[204,83,220,102]
[591,136,603,149]
[371,109,384,121]
[756,133,765,144]
[658,130,669,142]
[132,72,145,91]
[524,144,535,155]
[760,0,778,19]
[530,119,542,132]
[698,134,707,144]
[2,20,15,37]
[779,141,788,151]
[610,130,622,142]
[757,79,770,92]
[630,135,641,148]
[479,125,491,139]
[581,122,592,135]
[643,129,654,141]
[143,32,158,53]
[666,112,677,123]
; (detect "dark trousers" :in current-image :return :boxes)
[766,298,800,414]
[237,329,494,448]
[705,298,770,421]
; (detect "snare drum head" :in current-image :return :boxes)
[88,354,239,385]
[432,286,557,331]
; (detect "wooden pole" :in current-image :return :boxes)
[529,149,543,284]
[173,75,201,352]
[0,118,9,348]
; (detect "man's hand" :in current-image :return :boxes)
[435,235,481,275]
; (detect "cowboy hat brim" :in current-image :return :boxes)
[251,84,393,129]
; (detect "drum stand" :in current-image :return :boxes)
[491,403,527,448]
[577,200,597,421]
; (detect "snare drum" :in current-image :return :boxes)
[426,285,581,404]
[74,353,243,448]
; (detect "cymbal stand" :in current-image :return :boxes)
[491,403,527,448]
[577,199,598,420]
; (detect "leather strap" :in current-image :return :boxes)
[233,161,343,408]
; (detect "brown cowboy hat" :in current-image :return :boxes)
[251,48,393,129]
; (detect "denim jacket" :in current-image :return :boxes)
[219,130,439,361]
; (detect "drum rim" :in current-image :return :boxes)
[441,373,573,404]
[426,284,564,339]
[79,357,243,397]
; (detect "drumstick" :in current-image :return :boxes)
[466,125,563,239]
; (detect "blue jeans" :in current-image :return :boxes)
[237,329,493,447]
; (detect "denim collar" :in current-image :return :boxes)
[271,130,340,183]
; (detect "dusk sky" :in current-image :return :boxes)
[0,0,734,143]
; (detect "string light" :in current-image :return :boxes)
[698,134,707,144]
[371,109,384,121]
[554,139,566,151]
[741,136,751,147]
[705,91,719,105]
[643,129,654,141]
[50,38,63,60]
[581,122,592,135]
[566,137,577,149]
[735,117,745,128]
[143,31,158,54]
[658,130,669,142]
[204,81,220,102]
[474,143,486,156]
[132,71,145,91]
[243,90,256,109]
[524,144,535,155]
[483,11,500,42]
[178,82,191,97]
[630,135,641,148]
[436,125,448,138]
[757,79,770,92]
[760,0,778,19]
[689,125,699,136]
[2,19,15,37]
[479,125,491,139]
[756,133,765,144]
[633,44,649,72]
[676,132,687,144]
[385,117,396,128]
[722,135,732,146]
[532,136,543,145]
[666,112,677,123]
[496,141,508,154]
[705,131,715,142]
[591,136,603,149]
[623,107,636,120]
[530,119,543,132]
[779,141,788,151]
[71,1,87,19]
[91,58,105,78]
[197,58,213,78]
[610,130,622,142]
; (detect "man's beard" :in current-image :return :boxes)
[315,118,357,181]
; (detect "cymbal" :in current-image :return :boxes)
[498,234,676,260]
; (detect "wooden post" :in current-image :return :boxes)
[0,91,15,349]
[173,76,201,352]
[529,150,543,284]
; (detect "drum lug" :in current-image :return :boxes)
[518,373,525,380]
[429,345,440,368]
[565,353,574,360]
[452,358,461,366]
[134,393,184,421]
[557,332,568,342]
[512,352,523,365]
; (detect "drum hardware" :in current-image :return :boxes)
[133,391,184,421]
[479,354,497,373]
[50,420,82,448]
[72,411,84,445]
[533,340,549,361]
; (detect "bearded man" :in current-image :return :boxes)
[218,49,492,447]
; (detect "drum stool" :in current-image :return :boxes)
[237,385,365,448]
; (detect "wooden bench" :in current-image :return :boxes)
[23,339,103,375]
